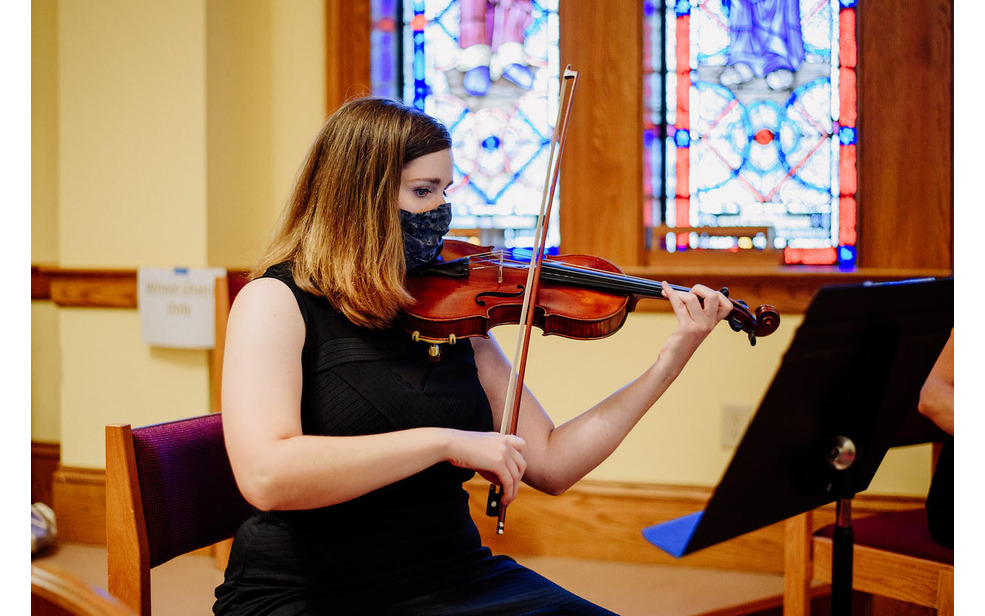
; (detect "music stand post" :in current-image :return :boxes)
[828,436,856,616]
[641,278,953,616]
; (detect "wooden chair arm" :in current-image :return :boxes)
[32,562,138,616]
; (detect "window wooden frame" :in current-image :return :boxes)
[327,0,953,314]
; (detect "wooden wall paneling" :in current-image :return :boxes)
[31,268,252,309]
[52,467,107,545]
[44,269,138,309]
[30,264,950,317]
[857,0,954,270]
[465,479,925,575]
[325,0,372,114]
[40,465,926,574]
[32,441,61,506]
[559,0,644,266]
[617,265,952,317]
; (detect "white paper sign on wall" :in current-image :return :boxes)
[137,267,227,349]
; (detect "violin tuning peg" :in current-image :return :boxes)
[718,287,730,298]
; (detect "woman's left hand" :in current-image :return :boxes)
[660,282,732,355]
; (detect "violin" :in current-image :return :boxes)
[401,239,781,352]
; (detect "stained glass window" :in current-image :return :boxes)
[644,0,858,267]
[371,0,401,99]
[372,0,562,251]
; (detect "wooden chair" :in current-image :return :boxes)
[32,562,138,616]
[783,508,954,615]
[105,413,253,615]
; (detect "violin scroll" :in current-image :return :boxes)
[722,291,780,346]
[754,304,781,335]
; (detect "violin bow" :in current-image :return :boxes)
[486,65,579,534]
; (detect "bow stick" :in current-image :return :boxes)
[486,65,579,534]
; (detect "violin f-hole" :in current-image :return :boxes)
[475,285,525,306]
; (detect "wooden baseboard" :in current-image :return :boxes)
[32,441,61,506]
[52,466,107,545]
[467,478,920,574]
[43,463,924,573]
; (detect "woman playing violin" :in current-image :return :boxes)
[214,97,732,615]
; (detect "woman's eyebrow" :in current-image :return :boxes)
[407,177,454,191]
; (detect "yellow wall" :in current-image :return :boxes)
[30,0,930,494]
[32,0,58,266]
[58,1,209,268]
[32,303,61,442]
[492,315,932,496]
[206,0,275,267]
[32,0,60,443]
[31,0,326,468]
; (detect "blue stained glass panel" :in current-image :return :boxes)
[394,0,561,251]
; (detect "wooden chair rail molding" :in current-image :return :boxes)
[31,266,252,309]
[31,264,951,314]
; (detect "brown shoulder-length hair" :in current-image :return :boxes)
[252,97,451,329]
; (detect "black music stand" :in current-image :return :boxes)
[642,277,953,616]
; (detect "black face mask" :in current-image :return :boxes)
[400,202,452,271]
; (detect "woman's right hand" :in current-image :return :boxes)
[443,431,527,506]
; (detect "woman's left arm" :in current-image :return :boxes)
[472,282,732,495]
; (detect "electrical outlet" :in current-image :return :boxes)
[720,403,753,449]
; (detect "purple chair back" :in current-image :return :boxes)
[130,413,252,567]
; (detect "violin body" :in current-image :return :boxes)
[400,239,780,347]
[402,240,634,344]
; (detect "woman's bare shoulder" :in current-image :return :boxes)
[228,276,304,333]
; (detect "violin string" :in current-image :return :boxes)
[464,252,751,310]
[467,252,676,290]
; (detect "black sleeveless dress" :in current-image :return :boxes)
[213,264,616,615]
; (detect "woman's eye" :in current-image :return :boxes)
[413,187,431,197]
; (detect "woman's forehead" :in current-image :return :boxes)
[402,149,453,181]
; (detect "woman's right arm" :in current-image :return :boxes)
[221,278,526,511]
